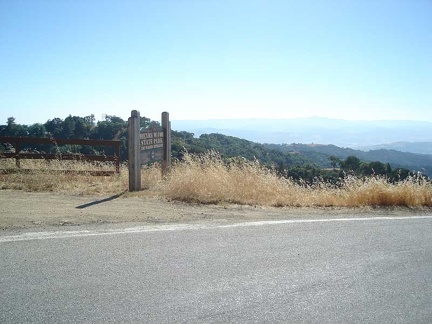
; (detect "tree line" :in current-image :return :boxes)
[0,115,149,159]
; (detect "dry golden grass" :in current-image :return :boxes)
[337,176,432,207]
[0,158,164,196]
[0,159,128,195]
[162,151,295,205]
[161,151,432,208]
[1,152,432,207]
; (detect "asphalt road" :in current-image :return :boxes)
[1,216,432,323]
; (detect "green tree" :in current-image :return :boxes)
[360,161,389,176]
[341,156,361,173]
[92,115,127,140]
[27,123,47,138]
[84,114,95,125]
[140,116,151,129]
[328,156,341,169]
[4,117,28,136]
[44,118,64,137]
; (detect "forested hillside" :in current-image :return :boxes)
[264,143,432,177]
[359,142,432,155]
[171,131,313,168]
[171,131,419,182]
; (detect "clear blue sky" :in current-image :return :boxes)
[1,0,431,125]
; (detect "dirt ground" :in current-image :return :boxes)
[1,190,431,231]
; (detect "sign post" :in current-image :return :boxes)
[162,112,171,176]
[128,110,141,192]
[128,110,171,191]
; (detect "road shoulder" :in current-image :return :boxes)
[1,190,431,232]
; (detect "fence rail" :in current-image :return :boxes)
[0,136,121,174]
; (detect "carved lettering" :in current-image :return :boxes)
[140,128,164,153]
[140,132,153,139]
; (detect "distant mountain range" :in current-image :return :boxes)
[358,142,432,155]
[172,117,432,152]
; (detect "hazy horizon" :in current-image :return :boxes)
[171,117,432,148]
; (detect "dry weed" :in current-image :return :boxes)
[162,151,432,208]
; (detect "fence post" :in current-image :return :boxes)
[114,142,120,174]
[162,112,171,176]
[128,110,141,191]
[15,138,20,168]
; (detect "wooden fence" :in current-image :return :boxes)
[0,136,121,174]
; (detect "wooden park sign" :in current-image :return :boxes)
[140,122,164,164]
[128,110,171,191]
